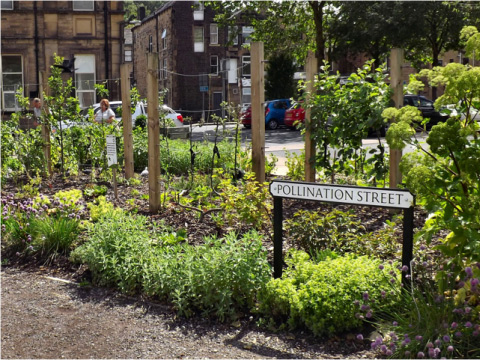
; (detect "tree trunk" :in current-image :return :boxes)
[309,1,325,66]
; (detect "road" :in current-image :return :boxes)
[190,123,428,176]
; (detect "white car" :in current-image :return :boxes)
[442,104,480,122]
[81,101,184,127]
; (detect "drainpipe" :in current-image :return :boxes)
[34,1,40,96]
[104,1,109,87]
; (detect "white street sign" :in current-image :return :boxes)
[270,181,414,209]
[106,135,117,167]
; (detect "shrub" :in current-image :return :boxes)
[257,250,401,336]
[285,209,366,256]
[71,212,271,321]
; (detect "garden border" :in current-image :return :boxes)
[269,180,415,285]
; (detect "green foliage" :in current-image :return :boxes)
[217,172,272,229]
[369,264,480,359]
[284,150,305,181]
[265,52,297,100]
[285,209,366,256]
[31,217,80,261]
[71,212,271,320]
[1,90,46,179]
[134,114,147,128]
[386,62,480,275]
[87,196,122,222]
[305,61,392,184]
[257,250,401,336]
[83,184,108,198]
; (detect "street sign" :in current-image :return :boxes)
[106,135,117,166]
[200,86,208,92]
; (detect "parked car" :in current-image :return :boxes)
[403,94,448,128]
[241,99,292,130]
[82,101,184,128]
[284,101,305,130]
[442,103,480,122]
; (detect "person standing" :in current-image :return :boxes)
[94,99,116,124]
[32,98,42,127]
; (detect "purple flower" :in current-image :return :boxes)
[420,245,426,250]
[465,322,473,328]
[447,345,454,352]
[443,335,450,342]
[415,335,423,341]
[426,342,434,348]
[404,351,411,357]
[363,292,369,301]
[417,351,425,358]
[353,300,360,306]
[466,267,473,277]
[392,321,398,326]
[366,311,372,318]
[386,349,392,356]
[390,278,396,284]
[361,304,370,311]
[455,331,462,338]
[451,322,458,329]
[428,348,435,358]
[434,348,441,357]
[380,345,387,353]
[402,265,409,272]
[435,339,442,346]
[465,307,472,314]
[381,290,386,298]
[357,334,364,340]
[379,264,384,270]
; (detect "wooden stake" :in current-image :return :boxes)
[251,42,265,183]
[121,64,134,179]
[389,48,404,188]
[39,71,52,177]
[304,51,317,182]
[147,53,160,213]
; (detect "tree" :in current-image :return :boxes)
[207,1,326,65]
[265,52,297,100]
[123,1,166,22]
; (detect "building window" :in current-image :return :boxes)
[74,54,96,108]
[149,35,153,53]
[162,29,167,50]
[210,24,218,45]
[193,1,204,21]
[194,26,204,52]
[438,59,443,66]
[242,26,254,44]
[242,56,251,77]
[1,1,13,10]
[1,55,23,111]
[210,56,218,75]
[125,50,132,62]
[163,58,168,79]
[73,1,94,11]
[228,26,238,46]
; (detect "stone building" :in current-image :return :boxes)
[132,1,251,122]
[1,0,125,113]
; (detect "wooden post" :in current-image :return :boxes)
[389,48,404,188]
[251,42,265,184]
[304,51,317,182]
[147,53,160,213]
[39,71,52,177]
[121,64,134,179]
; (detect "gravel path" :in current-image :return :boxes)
[1,267,375,359]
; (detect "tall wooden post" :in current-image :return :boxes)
[251,42,265,183]
[121,64,134,179]
[39,71,52,177]
[147,53,160,213]
[389,48,404,188]
[304,51,317,182]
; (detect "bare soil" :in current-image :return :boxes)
[1,173,426,359]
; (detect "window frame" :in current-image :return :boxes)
[210,55,219,75]
[194,26,204,53]
[162,29,167,50]
[193,1,204,21]
[1,55,23,111]
[242,55,251,77]
[73,0,94,11]
[1,0,13,10]
[210,24,218,45]
[163,58,168,80]
[228,26,238,46]
[74,54,96,108]
[124,50,132,62]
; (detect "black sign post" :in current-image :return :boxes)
[269,180,415,286]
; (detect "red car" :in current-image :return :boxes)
[240,105,252,128]
[284,102,305,129]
